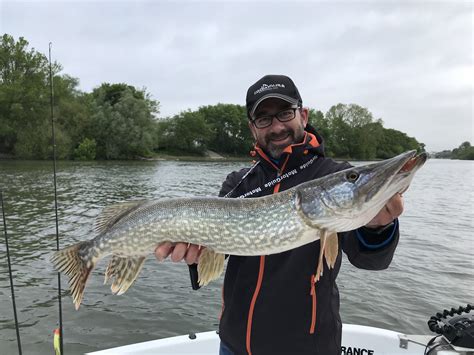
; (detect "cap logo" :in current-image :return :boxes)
[254,83,285,95]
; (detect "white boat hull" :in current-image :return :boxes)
[87,324,430,354]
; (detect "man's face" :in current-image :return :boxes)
[249,98,308,159]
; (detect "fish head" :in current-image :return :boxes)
[296,150,427,232]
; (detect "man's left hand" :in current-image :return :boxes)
[365,193,404,228]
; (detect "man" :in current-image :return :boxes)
[155,75,403,354]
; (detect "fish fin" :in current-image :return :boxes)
[315,231,327,282]
[324,232,339,269]
[51,241,97,310]
[104,255,146,295]
[94,200,147,234]
[197,249,225,286]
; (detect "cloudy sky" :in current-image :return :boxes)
[1,0,472,151]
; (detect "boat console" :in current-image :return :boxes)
[422,304,474,354]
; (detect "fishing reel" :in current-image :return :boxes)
[426,304,474,354]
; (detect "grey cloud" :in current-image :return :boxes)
[1,0,471,151]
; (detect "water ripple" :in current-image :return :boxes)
[0,159,473,353]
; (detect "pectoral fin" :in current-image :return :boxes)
[197,249,225,286]
[314,231,339,283]
[324,232,339,269]
[315,231,327,282]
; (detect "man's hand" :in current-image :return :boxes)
[155,242,203,265]
[365,193,404,228]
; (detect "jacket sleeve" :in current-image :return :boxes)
[341,219,399,270]
[218,168,250,197]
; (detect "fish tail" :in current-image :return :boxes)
[51,241,97,310]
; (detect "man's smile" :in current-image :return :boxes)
[269,132,291,143]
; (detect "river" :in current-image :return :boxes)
[0,158,472,354]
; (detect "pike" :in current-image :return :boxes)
[51,150,427,310]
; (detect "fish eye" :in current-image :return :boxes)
[346,171,359,182]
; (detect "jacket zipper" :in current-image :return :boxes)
[246,255,266,355]
[245,155,291,354]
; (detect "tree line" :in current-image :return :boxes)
[1,34,426,161]
[432,142,474,160]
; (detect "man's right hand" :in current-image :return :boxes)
[154,242,203,265]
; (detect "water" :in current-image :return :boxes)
[0,159,473,354]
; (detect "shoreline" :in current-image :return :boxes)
[1,152,460,163]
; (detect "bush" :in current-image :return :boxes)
[74,138,97,160]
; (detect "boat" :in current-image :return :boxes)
[87,318,474,355]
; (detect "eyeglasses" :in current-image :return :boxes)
[251,106,299,129]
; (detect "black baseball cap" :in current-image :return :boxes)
[246,75,303,119]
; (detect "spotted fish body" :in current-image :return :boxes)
[52,150,427,309]
[96,192,311,256]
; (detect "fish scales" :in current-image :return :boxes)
[51,150,427,309]
[95,190,312,257]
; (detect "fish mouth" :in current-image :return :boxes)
[378,151,427,198]
[363,150,427,208]
[396,151,427,175]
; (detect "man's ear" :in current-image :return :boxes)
[300,107,309,127]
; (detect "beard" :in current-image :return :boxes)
[263,123,306,159]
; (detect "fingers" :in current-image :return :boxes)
[155,241,174,262]
[154,242,203,265]
[184,244,202,265]
[366,193,404,228]
[170,243,188,262]
[385,194,404,219]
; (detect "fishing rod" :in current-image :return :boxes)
[49,42,64,355]
[0,191,22,355]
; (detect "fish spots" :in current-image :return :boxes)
[95,197,311,257]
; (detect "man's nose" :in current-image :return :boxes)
[269,117,286,130]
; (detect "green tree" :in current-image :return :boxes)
[376,128,422,159]
[155,118,175,151]
[160,110,212,154]
[452,141,474,160]
[0,34,87,159]
[88,83,159,159]
[307,108,331,150]
[198,103,252,155]
[156,103,253,156]
[50,74,93,159]
[74,137,97,160]
[322,103,424,160]
[324,104,354,158]
[327,104,379,159]
[0,34,53,156]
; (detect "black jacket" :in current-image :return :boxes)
[217,127,399,355]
